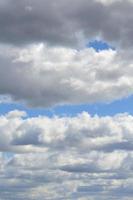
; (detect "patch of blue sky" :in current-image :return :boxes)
[54,96,133,116]
[0,103,53,118]
[88,40,115,52]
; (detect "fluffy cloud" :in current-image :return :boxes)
[0,0,133,48]
[0,110,133,199]
[0,44,133,107]
[1,110,133,153]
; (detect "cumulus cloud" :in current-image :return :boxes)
[0,110,133,199]
[0,110,133,153]
[0,44,133,107]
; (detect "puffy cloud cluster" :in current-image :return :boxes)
[0,44,133,107]
[1,110,133,153]
[0,110,133,199]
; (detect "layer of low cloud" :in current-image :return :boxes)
[0,44,133,107]
[0,110,133,199]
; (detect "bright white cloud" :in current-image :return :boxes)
[0,110,133,152]
[0,110,133,199]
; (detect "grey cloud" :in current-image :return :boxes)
[77,185,104,193]
[95,141,133,152]
[60,163,111,173]
[0,0,78,47]
[0,154,132,200]
[0,149,133,200]
[0,0,133,48]
[109,184,133,197]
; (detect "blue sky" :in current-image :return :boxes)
[88,40,115,51]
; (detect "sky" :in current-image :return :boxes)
[0,0,133,199]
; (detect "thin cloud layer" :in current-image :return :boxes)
[0,44,133,107]
[0,110,133,199]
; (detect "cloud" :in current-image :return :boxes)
[0,0,133,107]
[0,110,133,199]
[0,44,133,107]
[0,0,133,49]
[1,110,133,153]
[0,0,133,199]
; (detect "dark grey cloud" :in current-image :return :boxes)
[0,0,77,46]
[0,0,133,48]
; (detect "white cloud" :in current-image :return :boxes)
[0,44,133,107]
[0,110,133,153]
[0,110,133,199]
